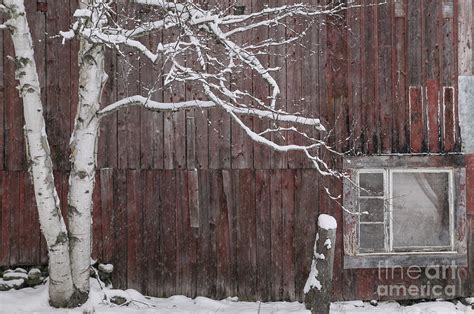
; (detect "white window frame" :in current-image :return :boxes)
[357,168,455,255]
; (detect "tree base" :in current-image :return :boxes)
[67,288,89,308]
[49,288,89,308]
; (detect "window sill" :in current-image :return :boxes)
[344,252,467,269]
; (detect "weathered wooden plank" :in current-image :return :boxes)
[361,1,377,153]
[92,173,102,261]
[407,0,422,86]
[318,2,329,157]
[269,0,288,169]
[196,170,216,296]
[230,0,254,170]
[160,15,186,170]
[127,170,143,290]
[347,3,362,154]
[345,154,465,169]
[235,170,256,299]
[286,0,305,168]
[98,47,118,168]
[8,172,19,266]
[255,170,271,300]
[112,170,128,289]
[187,106,209,170]
[185,1,209,170]
[58,0,72,170]
[423,0,440,153]
[301,16,321,167]
[163,80,186,170]
[45,0,71,170]
[4,25,25,171]
[139,30,164,169]
[252,0,271,169]
[20,172,40,265]
[295,169,319,301]
[206,170,218,297]
[451,0,462,151]
[0,172,8,265]
[459,76,474,152]
[392,0,408,153]
[0,10,5,169]
[465,154,474,216]
[176,170,195,296]
[406,0,423,152]
[117,2,141,170]
[270,170,283,299]
[214,170,232,298]
[354,269,379,301]
[378,1,392,153]
[409,86,423,152]
[184,171,199,231]
[142,170,161,296]
[159,170,177,296]
[424,0,440,81]
[347,253,466,269]
[427,79,440,152]
[440,0,455,87]
[443,86,455,151]
[281,169,295,300]
[457,0,473,76]
[326,2,350,155]
[44,0,60,170]
[18,173,28,265]
[100,168,114,263]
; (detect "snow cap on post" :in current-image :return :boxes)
[318,214,337,230]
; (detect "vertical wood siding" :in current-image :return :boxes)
[0,0,470,302]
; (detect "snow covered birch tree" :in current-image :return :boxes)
[1,0,355,308]
[0,0,75,307]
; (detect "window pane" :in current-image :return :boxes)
[360,199,385,222]
[392,172,450,248]
[359,224,385,252]
[359,173,384,196]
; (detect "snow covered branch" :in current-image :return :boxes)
[97,95,325,130]
[60,0,352,176]
[97,96,215,116]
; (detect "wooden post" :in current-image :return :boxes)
[304,214,337,314]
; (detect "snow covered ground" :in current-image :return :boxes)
[0,280,473,313]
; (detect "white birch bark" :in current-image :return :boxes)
[67,2,107,300]
[2,0,74,307]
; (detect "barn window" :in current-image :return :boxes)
[357,169,453,253]
[343,155,467,269]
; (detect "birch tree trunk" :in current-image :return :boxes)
[67,4,107,301]
[2,0,74,307]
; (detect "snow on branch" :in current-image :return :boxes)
[97,95,325,131]
[63,0,357,176]
[97,96,215,116]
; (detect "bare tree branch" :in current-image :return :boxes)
[60,0,352,177]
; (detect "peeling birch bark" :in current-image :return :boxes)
[2,0,74,307]
[67,1,107,302]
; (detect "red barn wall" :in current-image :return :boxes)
[0,0,472,302]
